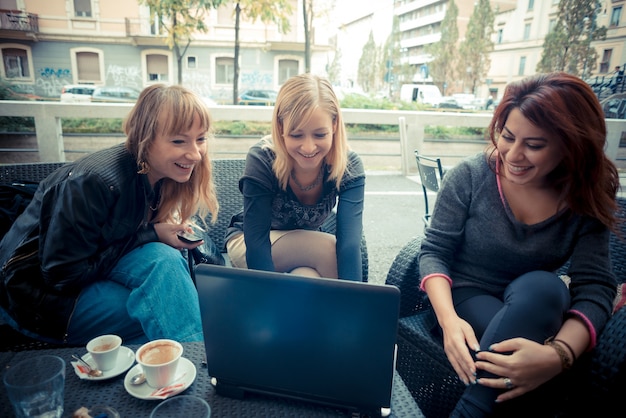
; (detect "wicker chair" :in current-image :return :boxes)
[0,160,369,351]
[385,197,626,418]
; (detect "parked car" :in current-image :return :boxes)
[91,86,141,103]
[60,84,96,103]
[436,97,463,110]
[237,89,278,106]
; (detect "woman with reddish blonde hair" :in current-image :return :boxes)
[0,84,218,345]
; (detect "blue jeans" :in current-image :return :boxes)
[449,271,570,418]
[65,242,203,345]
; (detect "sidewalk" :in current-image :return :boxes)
[363,172,423,285]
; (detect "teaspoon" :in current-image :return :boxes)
[71,354,103,377]
[130,372,146,385]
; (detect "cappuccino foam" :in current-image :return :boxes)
[140,343,180,365]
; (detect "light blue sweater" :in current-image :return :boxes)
[419,152,617,338]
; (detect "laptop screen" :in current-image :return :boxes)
[195,264,400,415]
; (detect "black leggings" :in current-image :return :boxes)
[449,271,570,418]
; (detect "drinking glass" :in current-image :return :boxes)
[150,395,211,418]
[3,355,66,418]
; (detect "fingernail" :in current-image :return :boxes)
[488,344,495,351]
[474,344,480,351]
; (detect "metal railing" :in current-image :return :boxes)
[0,9,38,32]
[0,101,624,175]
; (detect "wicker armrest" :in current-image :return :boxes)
[385,236,429,318]
[590,304,626,403]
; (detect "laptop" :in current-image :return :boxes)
[195,264,401,417]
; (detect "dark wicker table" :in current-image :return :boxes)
[0,342,424,417]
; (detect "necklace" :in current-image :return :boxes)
[291,167,324,192]
[149,195,160,211]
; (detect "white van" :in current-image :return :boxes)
[400,84,442,107]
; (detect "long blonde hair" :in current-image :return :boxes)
[123,84,219,225]
[264,73,350,190]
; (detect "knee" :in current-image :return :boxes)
[137,243,188,271]
[290,267,321,277]
[506,271,569,308]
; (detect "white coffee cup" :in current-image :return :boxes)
[86,334,122,372]
[136,339,183,388]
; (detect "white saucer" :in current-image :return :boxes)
[72,346,135,381]
[123,357,196,400]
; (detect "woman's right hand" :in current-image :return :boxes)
[440,315,480,385]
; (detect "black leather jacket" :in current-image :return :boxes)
[0,144,159,341]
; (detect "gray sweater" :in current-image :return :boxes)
[419,153,617,340]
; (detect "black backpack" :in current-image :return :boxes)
[0,181,38,240]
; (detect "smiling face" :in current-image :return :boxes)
[145,113,208,186]
[283,107,335,173]
[497,108,563,188]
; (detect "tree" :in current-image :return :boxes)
[327,48,341,85]
[425,0,459,96]
[537,0,606,78]
[139,0,226,85]
[303,0,313,73]
[458,0,494,94]
[232,0,292,104]
[358,31,378,93]
[381,16,413,100]
[302,0,334,74]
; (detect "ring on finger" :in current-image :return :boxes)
[503,377,514,389]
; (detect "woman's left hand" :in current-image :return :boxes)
[474,337,563,402]
[153,223,204,250]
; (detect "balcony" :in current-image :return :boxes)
[0,10,38,33]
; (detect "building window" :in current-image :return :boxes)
[523,23,531,40]
[611,6,622,27]
[1,46,31,80]
[497,29,503,44]
[216,57,234,84]
[518,56,526,76]
[528,0,534,11]
[278,59,298,85]
[74,50,102,84]
[146,54,169,82]
[600,49,613,73]
[187,56,197,69]
[74,0,92,18]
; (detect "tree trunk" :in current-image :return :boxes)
[303,0,311,73]
[176,44,183,85]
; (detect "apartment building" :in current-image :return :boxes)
[388,0,626,100]
[0,0,333,102]
[489,0,626,99]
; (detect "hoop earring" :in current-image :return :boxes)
[138,160,150,174]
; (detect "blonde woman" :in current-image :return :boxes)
[0,84,218,345]
[226,73,365,281]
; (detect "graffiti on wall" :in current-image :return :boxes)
[105,65,141,89]
[37,70,72,97]
[183,71,213,98]
[241,71,273,89]
[39,67,71,79]
[34,67,73,97]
